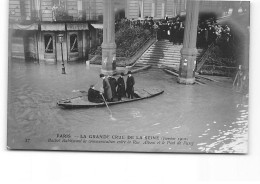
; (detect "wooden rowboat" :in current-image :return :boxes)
[57,88,164,109]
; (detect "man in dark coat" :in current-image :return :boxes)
[100,74,112,102]
[88,85,103,103]
[165,15,169,22]
[108,75,117,100]
[171,24,177,44]
[117,72,126,101]
[126,71,135,99]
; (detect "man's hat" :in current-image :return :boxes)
[127,71,132,74]
[120,72,124,76]
[90,84,94,88]
[100,74,104,78]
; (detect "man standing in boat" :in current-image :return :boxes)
[126,71,135,99]
[108,75,117,101]
[117,72,126,101]
[100,74,112,102]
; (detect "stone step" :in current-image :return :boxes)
[145,48,180,52]
[140,56,181,60]
[136,63,179,68]
[154,42,173,44]
[138,63,179,67]
[139,56,181,60]
[150,45,181,48]
[145,49,180,51]
[155,42,179,45]
[144,51,181,54]
[138,60,180,64]
[154,44,182,47]
[144,53,181,57]
[147,48,181,53]
[143,53,181,57]
[136,40,183,68]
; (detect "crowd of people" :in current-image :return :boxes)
[115,15,232,48]
[88,71,135,103]
[197,18,232,48]
[115,15,185,44]
[155,16,185,44]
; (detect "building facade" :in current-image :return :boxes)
[9,0,105,63]
[125,0,187,20]
[9,0,223,63]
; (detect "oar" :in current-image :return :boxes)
[100,93,113,115]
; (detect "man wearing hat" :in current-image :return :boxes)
[126,71,135,99]
[88,85,103,103]
[100,74,112,102]
[108,75,117,101]
[117,72,126,101]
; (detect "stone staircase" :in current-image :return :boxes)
[135,40,182,69]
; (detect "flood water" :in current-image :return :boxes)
[7,59,248,153]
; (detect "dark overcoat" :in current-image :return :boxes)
[108,77,117,98]
[126,75,135,93]
[88,88,103,103]
[117,77,126,97]
[103,78,112,101]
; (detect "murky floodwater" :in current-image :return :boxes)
[7,59,248,153]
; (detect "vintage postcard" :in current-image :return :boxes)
[7,0,249,153]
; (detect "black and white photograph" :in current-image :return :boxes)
[7,0,249,154]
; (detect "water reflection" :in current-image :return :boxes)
[8,60,248,153]
[197,103,248,153]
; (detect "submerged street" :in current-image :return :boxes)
[7,59,248,153]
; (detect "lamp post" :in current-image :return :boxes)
[57,34,66,74]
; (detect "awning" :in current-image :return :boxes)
[91,24,103,29]
[67,23,88,30]
[12,23,38,30]
[41,23,65,31]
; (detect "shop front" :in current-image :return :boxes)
[10,22,91,63]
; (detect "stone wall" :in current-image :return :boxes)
[9,0,21,21]
[41,0,53,21]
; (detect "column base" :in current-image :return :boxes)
[101,68,117,76]
[178,77,195,85]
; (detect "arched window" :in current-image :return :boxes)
[70,34,78,53]
[44,34,53,53]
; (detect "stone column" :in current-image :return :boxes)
[101,0,117,75]
[178,0,199,84]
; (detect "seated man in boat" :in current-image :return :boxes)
[88,85,103,103]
